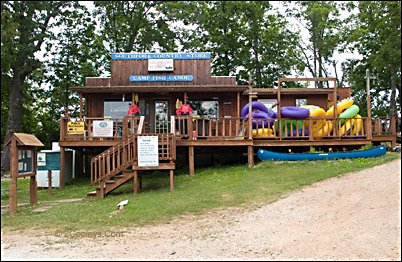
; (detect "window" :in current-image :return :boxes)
[104,101,131,120]
[296,98,307,107]
[188,101,219,118]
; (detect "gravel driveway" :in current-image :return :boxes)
[1,158,401,261]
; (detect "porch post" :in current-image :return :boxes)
[247,77,254,167]
[79,93,83,119]
[366,69,373,141]
[60,146,65,189]
[189,146,194,176]
[9,139,17,215]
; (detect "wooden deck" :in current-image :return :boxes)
[58,115,397,187]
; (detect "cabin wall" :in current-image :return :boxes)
[110,60,236,86]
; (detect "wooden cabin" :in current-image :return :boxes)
[58,52,397,197]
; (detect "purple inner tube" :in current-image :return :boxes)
[280,106,310,119]
[240,102,270,118]
[245,110,276,127]
[292,129,309,136]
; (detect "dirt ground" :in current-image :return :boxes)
[1,158,401,261]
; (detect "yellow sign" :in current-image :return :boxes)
[67,121,85,135]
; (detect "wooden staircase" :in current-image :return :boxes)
[88,134,138,198]
[87,170,134,198]
[87,123,176,198]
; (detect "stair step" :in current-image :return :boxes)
[106,180,115,184]
[114,174,124,178]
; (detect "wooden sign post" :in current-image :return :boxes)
[6,133,44,215]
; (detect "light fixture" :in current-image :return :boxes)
[122,94,125,101]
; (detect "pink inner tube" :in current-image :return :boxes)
[280,106,310,119]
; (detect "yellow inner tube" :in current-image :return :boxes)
[314,121,334,138]
[252,128,274,138]
[326,98,354,116]
[302,105,326,128]
[339,114,362,136]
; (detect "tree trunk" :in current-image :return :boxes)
[389,64,397,117]
[1,70,26,172]
[253,32,261,87]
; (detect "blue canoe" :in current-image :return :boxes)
[257,146,387,161]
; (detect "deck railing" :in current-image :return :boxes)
[372,116,396,136]
[60,116,142,141]
[61,115,396,143]
[251,116,369,140]
[174,115,370,141]
[175,116,249,140]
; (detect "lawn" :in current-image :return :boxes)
[1,151,400,232]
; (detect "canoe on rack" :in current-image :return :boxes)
[257,146,387,161]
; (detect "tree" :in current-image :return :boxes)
[162,1,303,87]
[343,1,401,117]
[39,3,105,147]
[1,1,75,171]
[93,0,178,72]
[285,1,343,87]
[239,1,304,87]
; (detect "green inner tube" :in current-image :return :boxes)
[339,104,359,125]
[275,119,304,136]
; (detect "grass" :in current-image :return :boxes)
[1,152,400,232]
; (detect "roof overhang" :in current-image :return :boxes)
[71,85,249,94]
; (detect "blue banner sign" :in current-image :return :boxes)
[112,52,210,60]
[130,75,194,82]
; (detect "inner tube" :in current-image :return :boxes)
[240,101,270,118]
[242,105,276,128]
[313,121,334,138]
[249,110,274,128]
[292,129,309,136]
[281,106,310,119]
[339,104,359,119]
[326,97,354,116]
[252,128,275,138]
[276,119,304,136]
[301,106,326,129]
[340,114,363,136]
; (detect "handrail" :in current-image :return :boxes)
[90,130,175,185]
[90,135,136,184]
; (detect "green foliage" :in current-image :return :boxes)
[342,1,401,117]
[285,1,343,87]
[360,143,373,150]
[162,1,304,87]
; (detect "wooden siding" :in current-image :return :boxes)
[86,77,111,87]
[110,60,236,86]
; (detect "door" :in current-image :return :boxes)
[154,100,169,133]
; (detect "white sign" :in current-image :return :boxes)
[37,152,46,167]
[137,136,159,167]
[148,59,174,71]
[93,120,113,137]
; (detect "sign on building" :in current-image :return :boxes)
[137,136,159,167]
[93,120,113,137]
[67,121,85,135]
[148,59,174,72]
